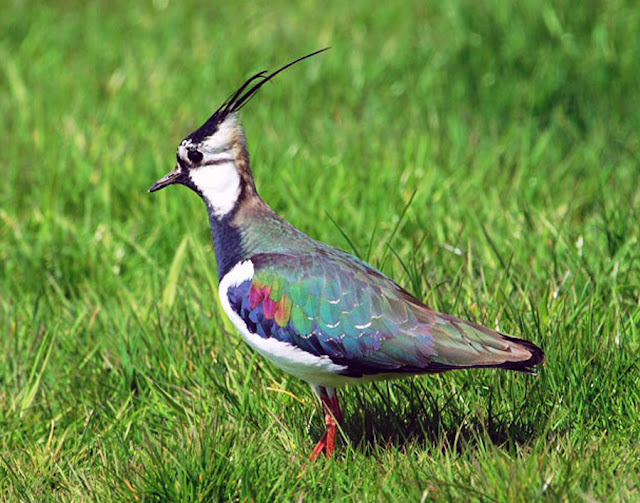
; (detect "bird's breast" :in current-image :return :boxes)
[218,260,351,387]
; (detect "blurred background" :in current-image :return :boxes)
[1,0,639,500]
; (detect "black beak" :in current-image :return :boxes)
[149,165,184,192]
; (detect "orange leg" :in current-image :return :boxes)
[309,387,343,461]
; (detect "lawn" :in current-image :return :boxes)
[1,0,639,500]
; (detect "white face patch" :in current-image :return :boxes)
[200,115,239,154]
[178,116,239,163]
[180,115,245,218]
[189,161,241,218]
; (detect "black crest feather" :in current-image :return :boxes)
[186,48,329,144]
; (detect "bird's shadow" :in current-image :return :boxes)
[313,378,545,456]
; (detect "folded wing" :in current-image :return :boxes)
[225,250,544,377]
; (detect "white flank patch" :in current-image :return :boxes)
[218,260,350,387]
[189,161,241,218]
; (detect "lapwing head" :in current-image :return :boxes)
[149,49,327,218]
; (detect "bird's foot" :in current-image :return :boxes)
[309,430,330,461]
[309,390,342,461]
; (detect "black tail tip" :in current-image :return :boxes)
[502,334,546,373]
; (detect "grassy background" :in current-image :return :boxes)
[2,0,639,500]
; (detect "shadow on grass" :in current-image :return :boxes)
[313,377,545,456]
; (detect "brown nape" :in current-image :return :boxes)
[230,127,277,222]
[229,126,257,195]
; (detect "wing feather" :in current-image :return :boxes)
[224,250,543,377]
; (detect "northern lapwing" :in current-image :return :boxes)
[149,50,545,460]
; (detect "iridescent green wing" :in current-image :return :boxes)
[226,250,542,376]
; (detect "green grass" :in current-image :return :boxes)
[2,0,639,500]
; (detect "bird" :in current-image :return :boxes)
[149,49,545,460]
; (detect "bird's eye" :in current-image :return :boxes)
[188,150,203,163]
